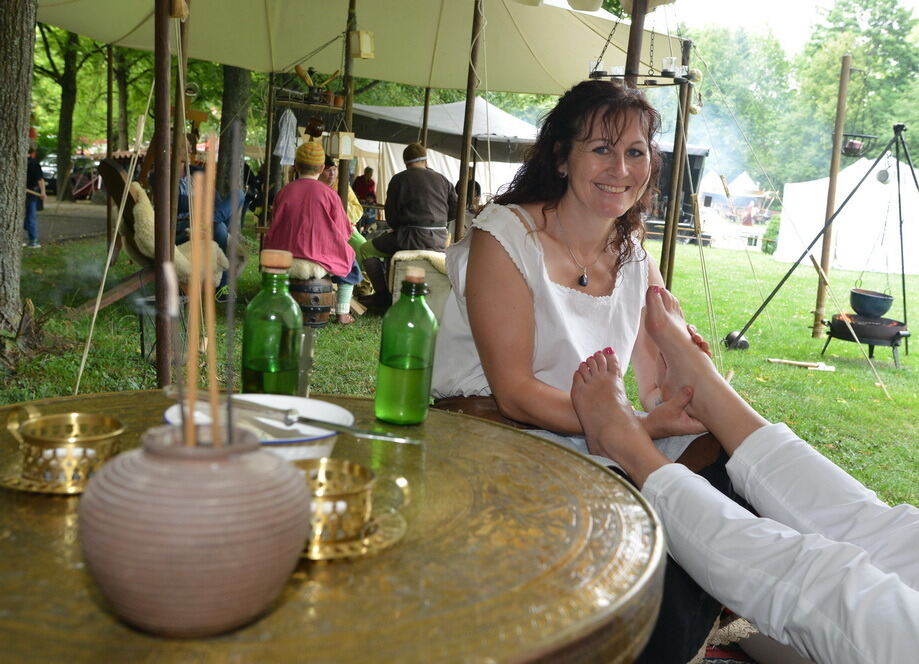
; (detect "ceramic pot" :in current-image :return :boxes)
[79,424,310,638]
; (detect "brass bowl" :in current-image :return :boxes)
[4,408,124,494]
[296,457,409,560]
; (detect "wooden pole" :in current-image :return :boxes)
[660,41,692,288]
[337,0,356,208]
[170,7,190,253]
[153,0,173,386]
[455,0,484,242]
[260,72,275,238]
[812,54,850,338]
[659,84,686,287]
[105,44,116,262]
[421,86,431,145]
[624,0,647,89]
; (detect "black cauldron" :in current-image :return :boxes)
[850,288,893,318]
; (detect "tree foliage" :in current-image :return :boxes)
[681,0,918,198]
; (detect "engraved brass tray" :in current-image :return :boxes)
[0,392,664,664]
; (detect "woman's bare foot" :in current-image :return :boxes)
[645,286,768,454]
[571,349,669,487]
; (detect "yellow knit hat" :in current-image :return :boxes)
[295,140,325,167]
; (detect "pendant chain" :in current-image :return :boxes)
[553,209,609,288]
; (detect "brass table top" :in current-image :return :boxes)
[0,391,663,663]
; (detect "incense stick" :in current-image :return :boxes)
[184,171,205,447]
[224,120,244,446]
[202,136,222,446]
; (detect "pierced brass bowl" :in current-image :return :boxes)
[3,407,124,494]
[296,457,409,560]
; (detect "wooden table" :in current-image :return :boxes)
[0,391,663,663]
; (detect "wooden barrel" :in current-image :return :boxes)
[290,278,333,328]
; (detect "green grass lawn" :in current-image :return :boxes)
[5,232,917,505]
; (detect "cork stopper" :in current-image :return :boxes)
[403,266,426,283]
[260,249,293,272]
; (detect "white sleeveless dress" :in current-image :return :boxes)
[432,203,698,465]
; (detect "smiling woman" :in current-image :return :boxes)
[429,79,731,664]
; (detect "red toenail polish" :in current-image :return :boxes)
[603,347,614,355]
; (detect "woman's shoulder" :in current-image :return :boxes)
[472,202,540,232]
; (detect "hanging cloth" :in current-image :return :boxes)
[273,109,297,166]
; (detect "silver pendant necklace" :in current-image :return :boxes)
[553,209,608,288]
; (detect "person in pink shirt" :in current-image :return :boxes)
[263,141,361,324]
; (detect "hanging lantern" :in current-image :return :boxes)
[567,0,602,10]
[618,0,677,14]
[325,132,355,160]
[349,30,375,59]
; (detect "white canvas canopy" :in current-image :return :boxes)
[774,158,919,274]
[37,0,682,94]
[353,97,537,163]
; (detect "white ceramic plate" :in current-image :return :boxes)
[163,394,354,445]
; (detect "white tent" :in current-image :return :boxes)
[699,170,726,197]
[353,97,537,162]
[728,171,764,197]
[352,139,521,206]
[774,158,919,274]
[37,0,682,95]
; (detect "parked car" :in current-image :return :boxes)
[39,155,57,195]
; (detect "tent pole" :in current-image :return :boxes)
[105,44,116,262]
[624,0,647,89]
[338,0,356,208]
[455,0,484,242]
[421,87,431,145]
[170,5,190,253]
[660,82,688,288]
[660,41,692,288]
[260,72,275,241]
[153,0,172,387]
[812,54,850,338]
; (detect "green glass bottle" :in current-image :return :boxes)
[374,267,438,425]
[241,249,303,395]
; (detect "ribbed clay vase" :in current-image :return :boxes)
[78,424,310,637]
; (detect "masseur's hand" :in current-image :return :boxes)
[639,387,706,439]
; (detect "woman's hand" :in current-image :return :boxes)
[638,387,706,439]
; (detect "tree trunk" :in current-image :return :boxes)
[55,31,79,201]
[216,64,251,200]
[0,0,36,334]
[114,47,130,151]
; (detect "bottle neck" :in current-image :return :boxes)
[400,280,428,298]
[260,270,290,293]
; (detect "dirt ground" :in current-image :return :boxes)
[27,199,108,246]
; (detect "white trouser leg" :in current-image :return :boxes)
[643,464,919,664]
[726,423,919,587]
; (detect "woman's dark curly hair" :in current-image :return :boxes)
[493,79,662,272]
